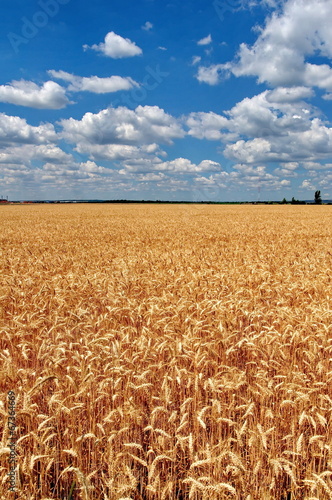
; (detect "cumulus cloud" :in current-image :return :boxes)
[0,143,72,172]
[60,105,185,147]
[273,167,298,177]
[186,111,229,140]
[74,143,164,163]
[186,89,332,166]
[300,179,315,190]
[48,70,139,94]
[32,145,73,163]
[141,158,221,173]
[84,31,142,58]
[266,86,314,103]
[280,162,299,170]
[0,143,74,195]
[193,165,290,197]
[197,34,212,46]
[0,113,56,146]
[119,157,222,176]
[192,172,230,201]
[0,80,70,109]
[0,113,76,194]
[187,91,314,141]
[302,161,332,170]
[78,160,110,174]
[225,139,272,163]
[223,116,332,164]
[17,153,223,198]
[196,64,226,85]
[224,0,332,91]
[225,91,314,138]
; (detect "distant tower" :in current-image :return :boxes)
[258,183,261,202]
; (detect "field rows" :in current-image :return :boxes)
[1,204,332,499]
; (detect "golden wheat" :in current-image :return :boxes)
[1,203,332,499]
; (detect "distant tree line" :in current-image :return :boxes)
[281,197,306,204]
[280,191,324,205]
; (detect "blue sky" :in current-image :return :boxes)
[1,0,332,201]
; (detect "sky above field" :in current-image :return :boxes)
[1,0,332,201]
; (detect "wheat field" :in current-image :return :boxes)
[1,203,332,500]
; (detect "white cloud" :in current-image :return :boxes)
[78,161,110,174]
[225,91,314,138]
[84,31,142,59]
[0,80,70,109]
[48,70,138,94]
[234,163,269,176]
[0,113,56,146]
[196,64,225,85]
[137,172,166,181]
[225,0,332,91]
[74,143,164,162]
[266,86,314,103]
[192,165,290,196]
[300,179,315,190]
[193,172,230,198]
[273,167,298,177]
[191,56,201,66]
[186,112,229,140]
[40,160,120,181]
[224,138,272,163]
[260,0,284,7]
[223,114,332,164]
[280,162,299,170]
[142,21,153,31]
[0,144,72,172]
[186,89,332,165]
[303,64,332,92]
[60,105,185,150]
[302,161,332,170]
[33,145,72,163]
[120,157,222,174]
[187,90,314,142]
[197,34,212,46]
[158,158,221,173]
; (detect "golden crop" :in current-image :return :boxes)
[1,203,332,500]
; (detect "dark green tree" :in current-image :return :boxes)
[314,190,322,204]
